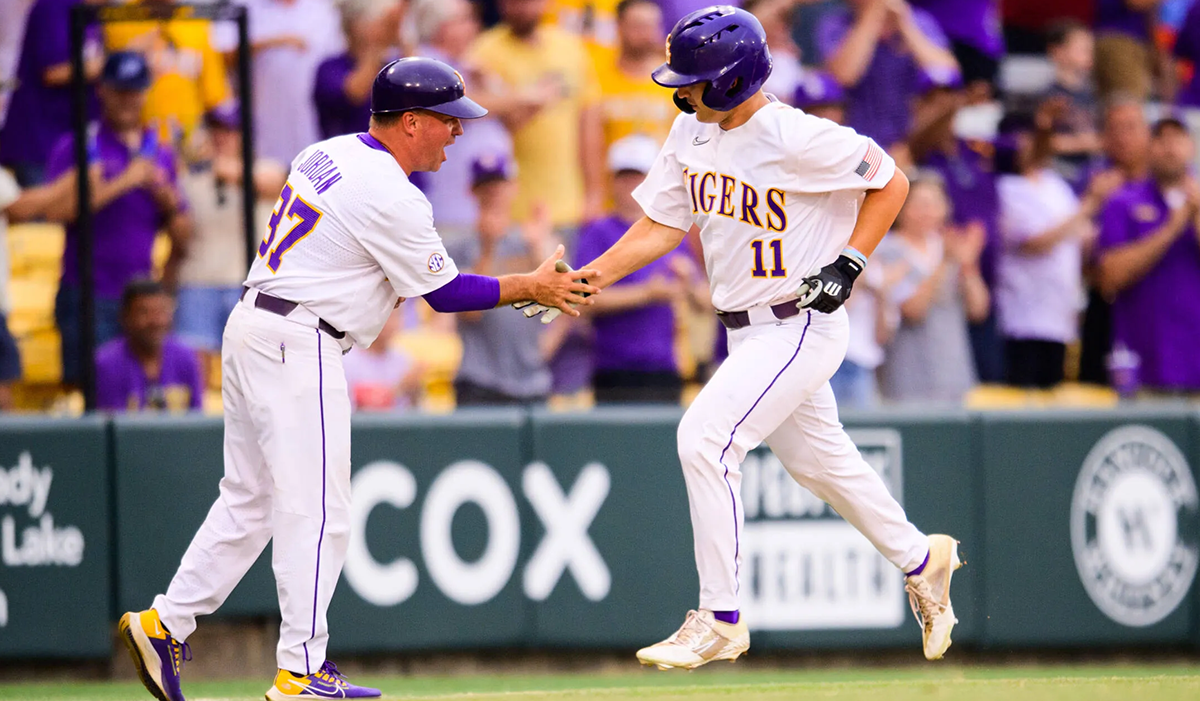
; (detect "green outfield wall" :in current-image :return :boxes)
[0,407,1196,658]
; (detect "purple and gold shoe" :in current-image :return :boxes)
[265,661,382,699]
[118,609,190,701]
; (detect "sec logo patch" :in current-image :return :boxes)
[1071,425,1199,627]
[428,253,446,273]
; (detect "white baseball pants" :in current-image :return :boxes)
[679,308,928,612]
[153,297,352,675]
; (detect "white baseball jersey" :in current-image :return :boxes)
[633,101,895,313]
[245,133,458,347]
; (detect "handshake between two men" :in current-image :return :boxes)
[511,250,868,324]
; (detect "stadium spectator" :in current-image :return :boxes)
[1095,117,1200,394]
[877,176,989,403]
[744,0,805,102]
[1044,20,1103,193]
[0,0,103,186]
[0,165,78,410]
[95,279,202,413]
[995,111,1116,389]
[313,0,404,140]
[0,0,35,125]
[415,0,514,241]
[414,0,478,66]
[1094,0,1163,102]
[213,0,345,164]
[1002,0,1092,54]
[175,105,286,365]
[1078,97,1153,385]
[103,0,231,148]
[342,308,422,412]
[657,0,736,30]
[792,70,846,123]
[466,0,604,230]
[574,135,709,404]
[550,0,618,51]
[829,258,898,409]
[909,71,1004,383]
[817,0,959,151]
[45,52,188,388]
[594,0,674,153]
[909,0,1003,100]
[1172,1,1200,107]
[447,154,554,406]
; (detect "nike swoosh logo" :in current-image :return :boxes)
[693,136,710,145]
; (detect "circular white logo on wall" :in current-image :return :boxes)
[1071,425,1199,627]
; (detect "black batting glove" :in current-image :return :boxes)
[796,254,865,314]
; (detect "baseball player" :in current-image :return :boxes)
[523,6,963,668]
[118,57,598,701]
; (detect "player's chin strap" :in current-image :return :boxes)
[673,88,779,114]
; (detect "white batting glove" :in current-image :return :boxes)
[510,260,582,324]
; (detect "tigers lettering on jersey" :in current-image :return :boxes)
[684,167,787,232]
[633,104,896,312]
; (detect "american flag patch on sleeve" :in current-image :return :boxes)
[855,142,884,181]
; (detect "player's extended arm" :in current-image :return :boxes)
[423,245,599,316]
[584,217,689,288]
[798,169,911,313]
[512,218,685,323]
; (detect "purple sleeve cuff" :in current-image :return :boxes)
[423,273,501,313]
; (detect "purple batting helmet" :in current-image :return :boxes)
[371,57,488,119]
[652,5,773,113]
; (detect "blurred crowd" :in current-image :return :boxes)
[1,0,1200,415]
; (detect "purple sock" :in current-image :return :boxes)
[712,610,739,625]
[905,550,930,577]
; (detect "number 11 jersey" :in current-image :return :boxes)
[633,101,895,313]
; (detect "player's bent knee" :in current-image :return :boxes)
[676,412,725,470]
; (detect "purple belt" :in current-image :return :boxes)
[241,286,346,339]
[716,300,802,330]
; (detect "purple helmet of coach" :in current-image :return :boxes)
[652,5,772,113]
[370,57,488,119]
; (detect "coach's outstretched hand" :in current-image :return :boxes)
[796,253,864,314]
[511,246,599,323]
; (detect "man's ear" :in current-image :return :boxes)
[402,111,421,136]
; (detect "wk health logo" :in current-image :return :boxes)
[1071,425,1199,627]
[740,430,905,630]
[0,451,84,567]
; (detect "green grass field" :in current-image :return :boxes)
[1,664,1198,701]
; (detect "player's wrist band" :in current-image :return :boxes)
[842,246,868,269]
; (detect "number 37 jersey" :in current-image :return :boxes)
[244,133,458,347]
[633,101,895,313]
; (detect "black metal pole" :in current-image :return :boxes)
[236,8,257,272]
[69,5,96,412]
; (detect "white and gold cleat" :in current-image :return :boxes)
[636,610,749,670]
[905,534,965,661]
